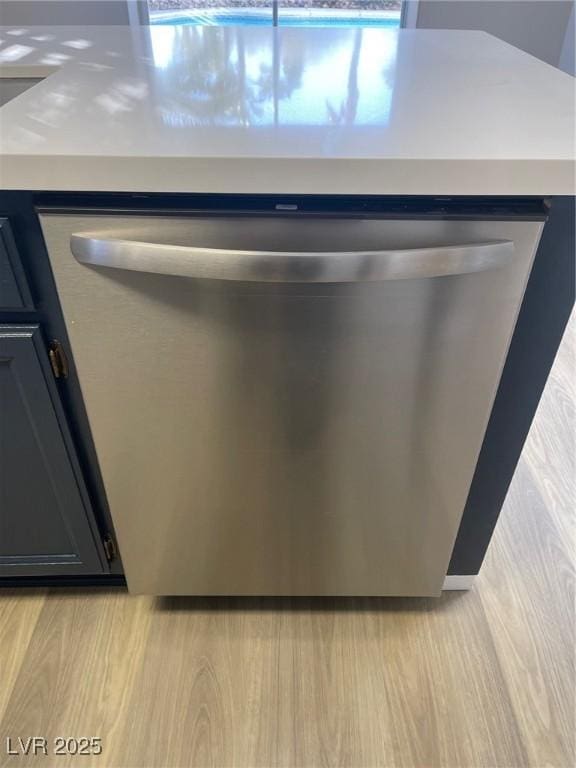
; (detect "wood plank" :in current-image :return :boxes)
[478,465,575,767]
[119,598,306,767]
[0,588,152,767]
[0,589,46,723]
[521,313,575,556]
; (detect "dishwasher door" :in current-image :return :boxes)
[40,213,543,596]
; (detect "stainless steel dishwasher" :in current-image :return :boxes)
[40,205,544,596]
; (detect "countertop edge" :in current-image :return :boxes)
[1,155,574,197]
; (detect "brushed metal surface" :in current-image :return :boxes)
[40,214,543,596]
[70,233,514,283]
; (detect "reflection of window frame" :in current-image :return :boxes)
[401,0,419,28]
[136,1,413,29]
[131,0,150,26]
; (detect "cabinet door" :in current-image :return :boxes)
[0,326,105,575]
[0,218,33,310]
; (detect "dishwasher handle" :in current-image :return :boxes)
[70,234,514,283]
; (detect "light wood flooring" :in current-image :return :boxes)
[1,318,574,768]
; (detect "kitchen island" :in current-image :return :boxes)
[0,25,573,593]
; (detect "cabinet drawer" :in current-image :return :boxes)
[0,219,33,310]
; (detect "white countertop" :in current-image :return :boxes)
[0,25,574,196]
[0,25,136,78]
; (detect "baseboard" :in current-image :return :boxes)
[442,575,475,591]
[1,574,474,593]
[0,574,126,588]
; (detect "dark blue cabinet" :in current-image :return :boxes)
[0,219,33,311]
[0,326,105,575]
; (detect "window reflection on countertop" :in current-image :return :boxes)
[0,24,397,145]
[149,25,397,127]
